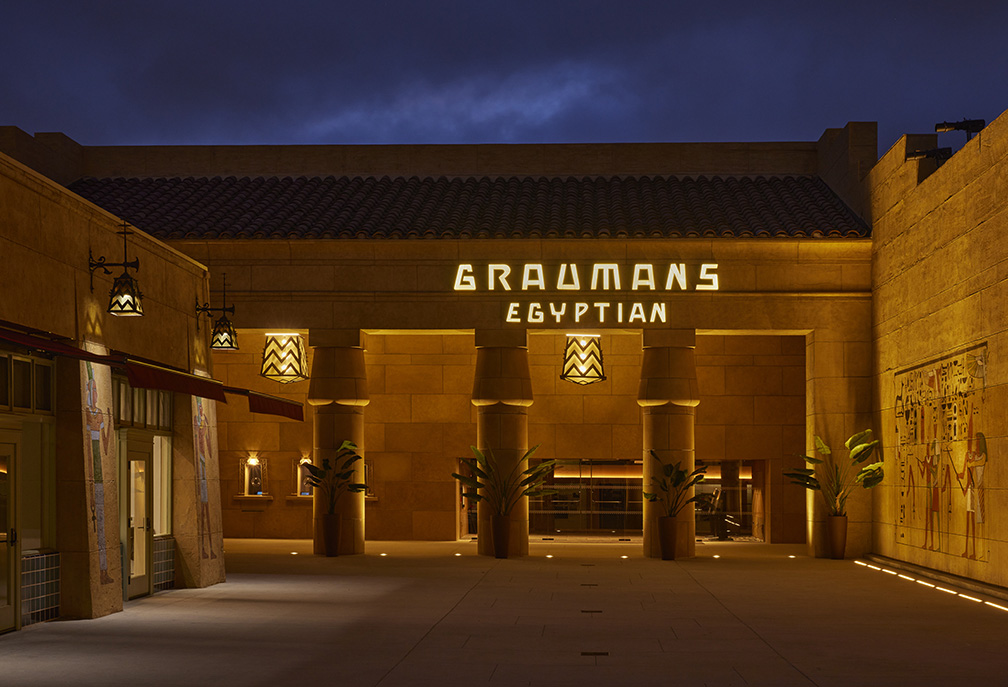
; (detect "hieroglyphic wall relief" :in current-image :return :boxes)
[894,344,988,561]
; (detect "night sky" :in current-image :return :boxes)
[4,1,1006,154]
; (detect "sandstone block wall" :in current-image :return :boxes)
[214,330,807,543]
[871,108,1008,584]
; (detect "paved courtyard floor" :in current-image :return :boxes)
[1,538,1006,686]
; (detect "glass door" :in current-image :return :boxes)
[122,434,153,600]
[530,459,643,538]
[0,437,17,632]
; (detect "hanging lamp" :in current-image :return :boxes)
[560,334,606,385]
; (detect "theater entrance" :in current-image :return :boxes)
[529,459,643,538]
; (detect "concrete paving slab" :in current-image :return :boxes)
[0,538,1005,686]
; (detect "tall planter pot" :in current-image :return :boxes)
[828,515,847,560]
[491,514,511,559]
[322,513,343,557]
[658,516,678,560]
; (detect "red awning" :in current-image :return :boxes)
[0,328,111,365]
[123,358,226,402]
[225,387,304,422]
[0,326,303,420]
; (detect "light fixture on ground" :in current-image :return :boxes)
[560,333,606,385]
[196,273,238,351]
[89,221,143,316]
[260,333,308,383]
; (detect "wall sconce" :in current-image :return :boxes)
[560,333,606,385]
[935,118,985,142]
[906,147,952,165]
[296,456,313,496]
[243,455,266,496]
[89,222,143,316]
[260,333,308,383]
[196,273,238,351]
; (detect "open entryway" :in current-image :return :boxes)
[121,432,153,599]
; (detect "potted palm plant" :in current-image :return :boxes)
[452,444,556,558]
[784,429,884,559]
[303,439,367,556]
[642,451,706,560]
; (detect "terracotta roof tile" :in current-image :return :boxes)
[68,174,869,241]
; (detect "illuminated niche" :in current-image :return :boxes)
[295,456,313,496]
[242,455,267,496]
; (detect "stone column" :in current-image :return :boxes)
[805,329,873,558]
[638,329,700,558]
[307,330,368,555]
[471,329,533,557]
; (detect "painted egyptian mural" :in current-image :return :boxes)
[894,344,988,561]
[80,359,116,585]
[193,395,218,561]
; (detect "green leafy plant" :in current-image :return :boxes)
[785,430,884,516]
[642,451,707,517]
[303,440,367,515]
[452,444,557,516]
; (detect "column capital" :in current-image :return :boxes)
[307,345,369,407]
[638,345,700,407]
[308,328,364,349]
[472,344,533,407]
[475,328,527,349]
[642,328,695,349]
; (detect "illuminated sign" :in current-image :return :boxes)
[453,262,718,292]
[453,262,719,326]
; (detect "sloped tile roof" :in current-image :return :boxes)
[68,174,869,240]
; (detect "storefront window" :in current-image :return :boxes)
[33,362,52,412]
[19,422,55,551]
[113,377,172,432]
[0,357,8,408]
[152,435,172,536]
[11,358,31,410]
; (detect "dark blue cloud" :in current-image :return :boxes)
[2,0,1006,152]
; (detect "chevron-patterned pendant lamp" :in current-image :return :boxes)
[260,333,308,383]
[210,315,238,351]
[107,271,144,316]
[560,334,606,385]
[89,222,143,317]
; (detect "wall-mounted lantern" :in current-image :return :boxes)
[89,222,143,316]
[196,273,238,351]
[560,333,606,385]
[260,333,308,383]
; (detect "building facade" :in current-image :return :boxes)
[0,107,1005,631]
